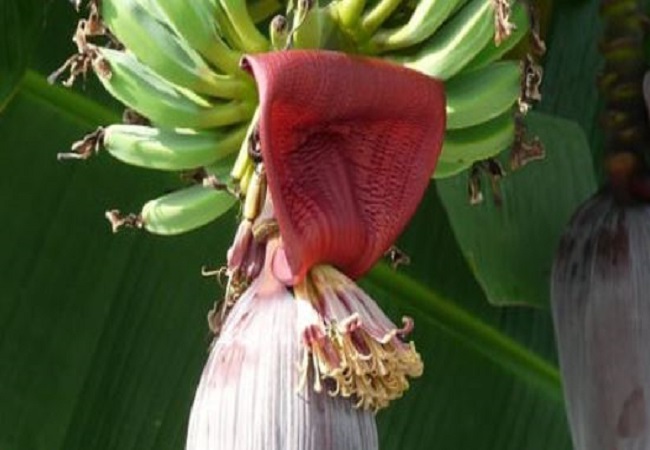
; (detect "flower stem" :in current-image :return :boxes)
[598,0,650,195]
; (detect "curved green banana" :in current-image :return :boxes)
[334,0,367,29]
[446,61,521,129]
[93,48,255,129]
[359,0,403,36]
[395,0,496,80]
[438,112,515,170]
[218,0,270,52]
[368,0,467,53]
[153,0,244,75]
[141,185,236,235]
[464,2,530,71]
[100,0,251,99]
[103,124,248,171]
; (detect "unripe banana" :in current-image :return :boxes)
[102,124,248,171]
[270,15,290,50]
[100,0,251,99]
[359,0,403,36]
[464,1,530,72]
[368,0,467,53]
[218,0,270,52]
[293,0,325,49]
[248,0,283,23]
[213,0,250,52]
[334,0,367,29]
[243,166,266,220]
[395,0,497,80]
[231,108,260,180]
[435,112,516,178]
[153,0,244,75]
[446,61,521,129]
[433,159,472,179]
[238,162,256,195]
[141,185,236,235]
[93,48,255,129]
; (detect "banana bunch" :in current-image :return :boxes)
[328,0,538,178]
[58,0,539,238]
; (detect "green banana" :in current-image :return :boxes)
[141,185,236,235]
[249,0,283,23]
[243,167,266,220]
[334,0,367,29]
[359,0,403,36]
[218,0,270,52]
[93,48,255,129]
[293,1,325,49]
[395,0,497,80]
[231,108,260,180]
[438,112,515,172]
[102,124,248,171]
[433,159,473,179]
[152,0,244,75]
[446,61,521,129]
[464,1,529,71]
[100,0,251,99]
[270,15,290,50]
[368,0,467,53]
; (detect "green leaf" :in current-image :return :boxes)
[437,113,597,307]
[0,2,596,449]
[537,0,604,175]
[0,0,48,110]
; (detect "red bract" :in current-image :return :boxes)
[242,50,446,284]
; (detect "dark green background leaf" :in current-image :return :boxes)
[0,0,49,110]
[437,113,597,307]
[0,0,610,448]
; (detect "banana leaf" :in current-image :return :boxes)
[0,0,605,448]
